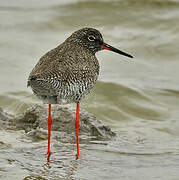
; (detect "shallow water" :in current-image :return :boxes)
[0,0,179,179]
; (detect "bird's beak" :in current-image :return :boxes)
[101,42,133,58]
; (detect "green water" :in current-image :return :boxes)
[0,0,179,179]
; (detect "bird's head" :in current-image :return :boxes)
[69,27,133,58]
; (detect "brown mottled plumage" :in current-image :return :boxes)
[27,28,133,161]
[28,28,102,104]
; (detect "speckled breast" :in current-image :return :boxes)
[28,73,98,105]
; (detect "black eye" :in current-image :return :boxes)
[88,35,95,41]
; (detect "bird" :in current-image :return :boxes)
[27,27,133,162]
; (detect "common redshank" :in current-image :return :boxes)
[27,28,133,162]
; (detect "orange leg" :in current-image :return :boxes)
[47,104,53,163]
[75,103,80,159]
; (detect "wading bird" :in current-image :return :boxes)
[27,28,133,162]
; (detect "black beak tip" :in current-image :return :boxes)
[121,53,134,59]
[128,54,134,58]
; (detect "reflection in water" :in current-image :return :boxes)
[0,0,179,179]
[67,161,79,180]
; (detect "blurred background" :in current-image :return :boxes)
[0,0,179,179]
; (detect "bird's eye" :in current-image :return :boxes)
[88,35,95,41]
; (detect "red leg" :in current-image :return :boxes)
[75,103,80,160]
[47,104,53,163]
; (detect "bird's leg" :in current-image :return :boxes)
[75,103,80,160]
[47,104,53,163]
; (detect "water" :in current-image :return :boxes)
[0,0,179,179]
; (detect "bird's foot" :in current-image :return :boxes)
[76,153,79,160]
[46,151,52,163]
